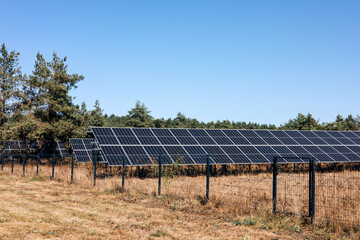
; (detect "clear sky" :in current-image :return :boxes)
[1,1,359,126]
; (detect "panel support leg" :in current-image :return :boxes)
[122,154,125,191]
[51,153,55,179]
[158,154,162,196]
[272,157,278,215]
[309,158,315,224]
[71,154,74,184]
[37,153,40,175]
[11,155,14,174]
[206,155,210,201]
[22,154,26,177]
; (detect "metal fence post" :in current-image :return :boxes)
[158,154,162,196]
[71,154,74,184]
[22,154,26,177]
[37,153,40,175]
[94,153,97,187]
[51,153,55,179]
[1,154,3,171]
[122,154,125,191]
[309,157,315,224]
[105,163,107,179]
[11,155,14,174]
[272,157,278,215]
[206,155,210,200]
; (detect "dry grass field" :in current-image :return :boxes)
[0,162,359,239]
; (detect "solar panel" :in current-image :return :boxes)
[69,138,105,163]
[91,127,360,166]
[56,141,69,158]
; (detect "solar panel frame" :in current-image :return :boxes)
[91,127,360,166]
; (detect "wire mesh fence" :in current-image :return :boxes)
[1,154,360,229]
[315,162,360,228]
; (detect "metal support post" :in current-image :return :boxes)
[105,164,107,179]
[51,153,55,179]
[272,157,278,214]
[22,154,26,177]
[1,154,3,171]
[122,154,125,191]
[11,155,14,174]
[206,155,210,200]
[158,154,162,196]
[93,153,97,187]
[71,154,74,184]
[36,153,40,175]
[309,158,315,224]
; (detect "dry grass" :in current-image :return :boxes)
[0,162,360,239]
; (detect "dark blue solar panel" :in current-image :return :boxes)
[238,130,259,137]
[193,136,217,145]
[246,137,268,145]
[277,137,299,145]
[202,146,233,164]
[339,131,358,138]
[137,137,160,145]
[335,138,356,145]
[152,128,173,136]
[205,129,227,137]
[92,127,360,166]
[164,146,194,164]
[222,129,243,137]
[143,146,173,164]
[133,128,154,136]
[262,138,283,145]
[211,137,233,145]
[269,131,290,138]
[293,137,313,145]
[156,136,179,145]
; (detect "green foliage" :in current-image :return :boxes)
[280,113,321,130]
[88,100,105,127]
[125,100,155,127]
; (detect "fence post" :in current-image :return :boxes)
[122,154,125,191]
[71,154,74,184]
[37,153,40,175]
[93,153,97,187]
[1,154,3,171]
[272,157,278,215]
[206,155,210,200]
[309,157,315,224]
[105,163,107,179]
[11,155,14,174]
[158,154,162,196]
[23,154,26,177]
[51,153,55,179]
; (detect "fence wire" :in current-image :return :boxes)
[2,156,360,229]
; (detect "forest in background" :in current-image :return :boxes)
[1,43,359,151]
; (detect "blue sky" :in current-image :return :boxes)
[1,1,360,126]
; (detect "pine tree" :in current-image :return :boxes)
[88,100,105,127]
[0,43,22,125]
[25,52,84,149]
[125,100,154,127]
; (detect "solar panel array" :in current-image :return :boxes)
[56,141,69,158]
[1,141,68,157]
[69,138,105,163]
[91,127,360,166]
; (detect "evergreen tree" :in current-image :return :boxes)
[125,100,154,127]
[25,52,84,149]
[88,100,105,127]
[0,43,22,124]
[280,113,321,130]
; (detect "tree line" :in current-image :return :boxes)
[1,43,359,152]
